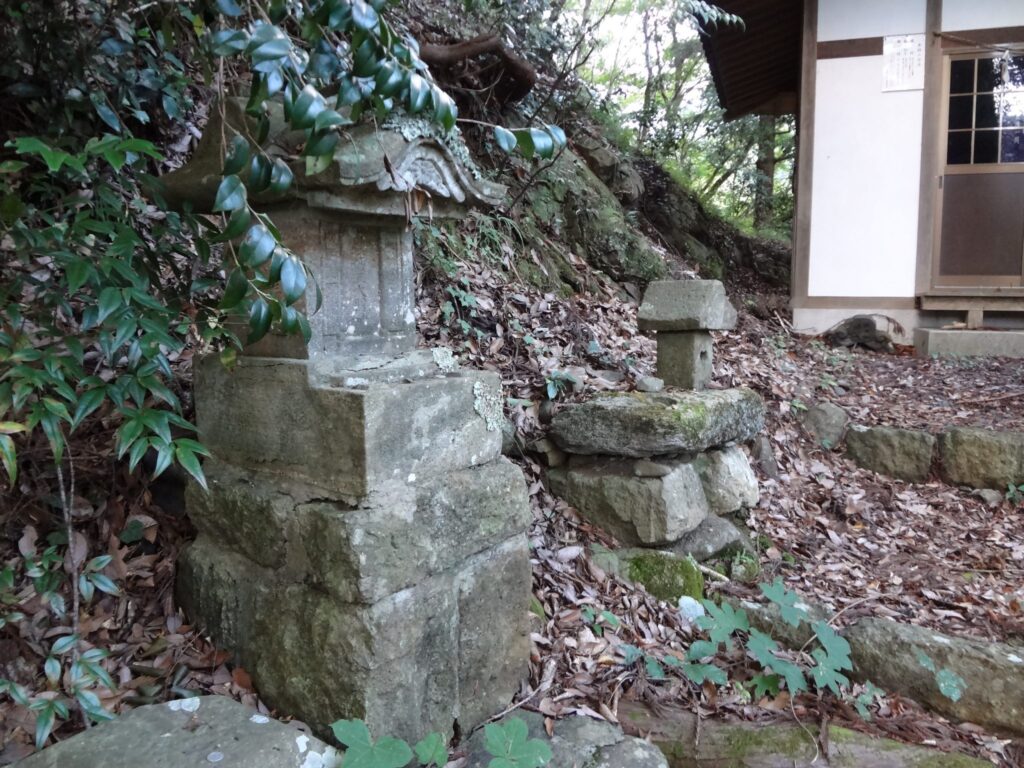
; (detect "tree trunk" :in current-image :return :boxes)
[753,114,776,230]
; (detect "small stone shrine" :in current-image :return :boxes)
[637,280,737,390]
[548,280,762,591]
[163,101,532,743]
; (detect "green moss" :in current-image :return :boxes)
[721,724,814,760]
[671,401,709,444]
[625,552,704,603]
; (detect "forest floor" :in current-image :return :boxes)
[0,259,1022,765]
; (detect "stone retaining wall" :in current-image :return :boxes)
[804,402,1024,492]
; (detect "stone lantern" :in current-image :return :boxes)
[638,280,737,390]
[164,102,532,743]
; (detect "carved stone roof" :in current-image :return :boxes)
[161,98,506,216]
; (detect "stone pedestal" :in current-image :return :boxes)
[656,331,713,390]
[166,109,531,742]
[638,280,737,391]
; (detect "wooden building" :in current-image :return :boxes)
[703,0,1024,350]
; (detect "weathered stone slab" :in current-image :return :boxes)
[464,711,668,768]
[801,401,848,449]
[179,532,531,744]
[187,458,531,604]
[845,426,935,483]
[619,701,989,767]
[251,576,460,744]
[915,327,1024,359]
[694,445,759,513]
[455,536,532,730]
[177,537,266,653]
[551,389,765,458]
[669,514,752,562]
[657,331,713,390]
[557,458,709,546]
[638,280,738,331]
[847,617,1024,736]
[196,355,502,498]
[18,696,340,768]
[939,427,1024,490]
[301,459,532,603]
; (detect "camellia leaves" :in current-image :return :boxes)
[248,298,272,343]
[494,126,517,154]
[408,73,430,113]
[223,135,250,175]
[351,0,380,31]
[239,224,276,267]
[212,174,246,212]
[220,269,249,310]
[280,257,307,305]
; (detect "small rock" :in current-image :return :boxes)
[824,314,894,352]
[528,438,567,468]
[801,402,849,449]
[633,459,673,478]
[669,515,753,562]
[693,445,759,513]
[678,595,706,621]
[977,488,1005,507]
[748,435,780,480]
[635,375,665,393]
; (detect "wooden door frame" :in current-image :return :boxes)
[931,49,1024,290]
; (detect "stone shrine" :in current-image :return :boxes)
[637,280,737,390]
[164,102,532,743]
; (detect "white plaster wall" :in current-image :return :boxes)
[807,56,922,298]
[818,0,926,41]
[942,0,1024,32]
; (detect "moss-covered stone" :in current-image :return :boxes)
[624,551,704,603]
[551,388,765,458]
[525,151,665,286]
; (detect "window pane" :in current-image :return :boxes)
[998,91,1024,127]
[949,95,974,130]
[976,93,998,128]
[974,130,999,163]
[1007,56,1024,89]
[1002,129,1024,163]
[950,59,975,93]
[947,131,972,164]
[978,57,1001,91]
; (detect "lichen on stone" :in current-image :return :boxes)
[382,114,483,179]
[431,347,458,373]
[473,380,503,432]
